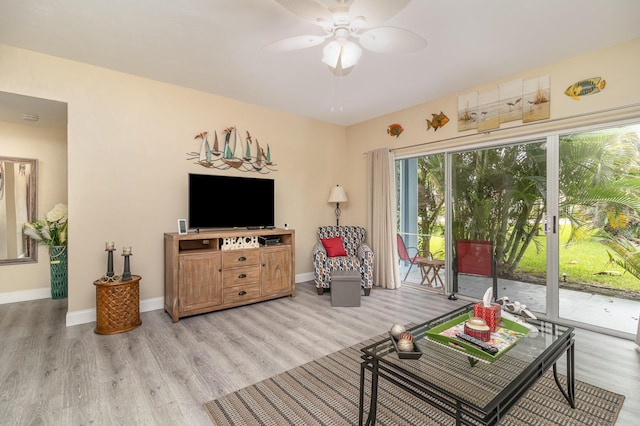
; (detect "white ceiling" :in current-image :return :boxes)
[1,0,639,127]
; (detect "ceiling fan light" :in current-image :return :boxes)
[322,40,341,68]
[339,41,362,69]
[330,63,354,77]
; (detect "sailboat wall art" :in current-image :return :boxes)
[187,127,278,174]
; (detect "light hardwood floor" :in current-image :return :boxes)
[1,282,638,425]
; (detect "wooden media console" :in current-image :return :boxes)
[164,228,295,322]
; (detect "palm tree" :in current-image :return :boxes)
[417,154,445,255]
[452,141,547,275]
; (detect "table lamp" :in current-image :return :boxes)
[328,185,348,226]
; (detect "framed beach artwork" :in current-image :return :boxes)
[477,89,500,132]
[499,78,523,124]
[457,92,478,132]
[523,75,550,123]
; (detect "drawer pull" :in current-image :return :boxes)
[238,256,247,261]
[238,273,247,279]
[238,290,247,296]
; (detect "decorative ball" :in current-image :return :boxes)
[390,324,406,338]
[397,338,414,352]
[398,332,414,343]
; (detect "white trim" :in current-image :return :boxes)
[65,296,165,327]
[66,307,95,327]
[0,287,51,304]
[140,296,164,312]
[296,272,314,283]
[52,275,314,327]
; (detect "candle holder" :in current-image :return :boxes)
[99,242,121,283]
[122,248,133,281]
[105,244,116,277]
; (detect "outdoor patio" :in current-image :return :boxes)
[401,263,640,337]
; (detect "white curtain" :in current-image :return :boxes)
[366,148,400,289]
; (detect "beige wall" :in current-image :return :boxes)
[344,38,640,226]
[0,121,67,291]
[1,37,639,319]
[0,44,345,314]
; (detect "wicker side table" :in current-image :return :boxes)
[94,275,142,335]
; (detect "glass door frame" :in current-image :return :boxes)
[546,134,560,322]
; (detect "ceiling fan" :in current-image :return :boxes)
[263,0,427,76]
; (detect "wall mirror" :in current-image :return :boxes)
[0,156,37,265]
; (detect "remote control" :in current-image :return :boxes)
[456,333,499,355]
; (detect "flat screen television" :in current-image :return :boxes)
[188,174,275,229]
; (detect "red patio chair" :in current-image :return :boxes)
[397,234,432,282]
[452,239,498,300]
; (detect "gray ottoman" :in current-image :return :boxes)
[331,270,361,307]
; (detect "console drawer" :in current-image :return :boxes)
[223,265,260,287]
[223,283,261,305]
[222,249,260,268]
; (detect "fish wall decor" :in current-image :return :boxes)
[426,112,449,131]
[387,123,404,138]
[564,77,606,100]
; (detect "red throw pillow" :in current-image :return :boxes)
[321,237,347,257]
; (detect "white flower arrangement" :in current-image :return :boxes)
[24,203,68,247]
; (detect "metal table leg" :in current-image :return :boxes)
[552,339,576,408]
[359,358,380,426]
[359,361,366,426]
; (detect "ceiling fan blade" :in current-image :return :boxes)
[348,0,411,27]
[275,0,333,23]
[358,27,426,54]
[262,35,327,53]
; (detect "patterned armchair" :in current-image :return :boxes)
[312,226,374,295]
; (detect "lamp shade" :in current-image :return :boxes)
[322,41,342,68]
[328,185,348,203]
[322,40,362,74]
[339,40,361,69]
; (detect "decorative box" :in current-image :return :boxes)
[464,317,491,342]
[473,302,501,332]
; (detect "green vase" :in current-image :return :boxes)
[49,246,68,299]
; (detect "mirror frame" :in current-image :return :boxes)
[0,156,38,265]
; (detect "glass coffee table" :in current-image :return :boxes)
[359,304,575,425]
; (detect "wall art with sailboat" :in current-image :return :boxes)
[187,126,277,174]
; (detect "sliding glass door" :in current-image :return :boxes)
[396,120,640,338]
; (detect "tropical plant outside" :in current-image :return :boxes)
[451,140,547,275]
[416,154,445,255]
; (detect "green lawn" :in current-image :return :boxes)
[517,226,640,292]
[423,229,640,292]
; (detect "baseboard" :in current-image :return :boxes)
[66,296,164,327]
[65,277,313,325]
[8,276,314,326]
[0,287,50,305]
[296,272,314,283]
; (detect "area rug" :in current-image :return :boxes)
[204,335,624,425]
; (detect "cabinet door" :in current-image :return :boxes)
[178,252,222,311]
[261,246,292,297]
